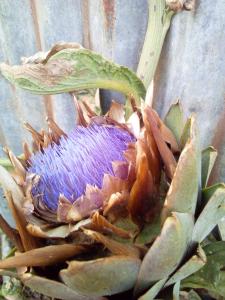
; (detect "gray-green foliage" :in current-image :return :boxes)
[0,48,146,103]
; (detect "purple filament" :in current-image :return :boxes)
[27,125,135,211]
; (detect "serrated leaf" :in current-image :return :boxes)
[164,101,185,145]
[201,146,217,187]
[192,184,225,243]
[138,278,168,300]
[165,245,206,287]
[20,273,101,300]
[0,46,146,103]
[60,255,141,297]
[135,212,194,295]
[182,242,225,297]
[162,116,200,219]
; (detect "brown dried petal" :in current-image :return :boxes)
[91,212,131,239]
[5,191,39,251]
[107,101,125,124]
[23,142,32,161]
[47,116,67,142]
[83,229,140,258]
[128,141,155,225]
[102,174,129,201]
[127,112,141,138]
[144,106,177,180]
[143,129,161,185]
[67,185,103,222]
[151,109,179,153]
[112,161,129,180]
[82,100,98,118]
[24,122,44,149]
[0,215,23,251]
[103,192,129,222]
[73,94,88,126]
[57,194,73,222]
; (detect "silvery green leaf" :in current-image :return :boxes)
[0,165,25,228]
[135,218,161,245]
[138,278,167,300]
[164,100,185,145]
[0,45,146,103]
[180,117,192,149]
[173,281,180,300]
[201,146,217,188]
[0,189,15,228]
[181,241,225,297]
[135,212,194,295]
[60,255,141,297]
[165,245,206,287]
[0,165,24,208]
[162,116,200,219]
[218,217,225,240]
[20,273,100,300]
[192,183,225,243]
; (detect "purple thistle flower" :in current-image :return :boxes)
[28,125,135,211]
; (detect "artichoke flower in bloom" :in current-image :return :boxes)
[0,43,225,300]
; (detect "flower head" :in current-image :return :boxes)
[28,124,135,211]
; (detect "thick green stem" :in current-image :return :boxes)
[137,0,174,89]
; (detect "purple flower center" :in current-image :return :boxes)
[28,125,135,211]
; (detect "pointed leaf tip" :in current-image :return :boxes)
[135,212,193,295]
[60,255,141,297]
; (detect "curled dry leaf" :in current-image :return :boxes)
[143,106,177,180]
[91,212,131,239]
[5,191,39,251]
[103,191,129,222]
[107,101,125,124]
[0,244,86,268]
[83,229,140,258]
[128,140,155,225]
[0,214,23,251]
[26,223,70,239]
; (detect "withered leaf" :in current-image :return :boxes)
[0,244,86,268]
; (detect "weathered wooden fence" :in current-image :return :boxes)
[0,0,224,181]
